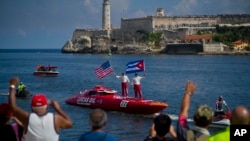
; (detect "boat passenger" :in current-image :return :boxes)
[78,108,117,141]
[115,72,130,97]
[208,106,250,141]
[131,73,145,99]
[177,81,214,141]
[214,96,230,116]
[144,114,177,141]
[37,65,41,71]
[17,82,26,94]
[8,77,73,141]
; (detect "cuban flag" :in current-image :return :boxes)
[126,60,145,74]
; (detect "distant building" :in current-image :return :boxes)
[233,40,249,50]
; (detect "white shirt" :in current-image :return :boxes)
[25,113,59,141]
[132,76,144,85]
[116,75,130,83]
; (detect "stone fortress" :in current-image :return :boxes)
[62,0,250,54]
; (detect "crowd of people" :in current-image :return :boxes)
[1,77,249,141]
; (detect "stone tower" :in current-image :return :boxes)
[102,0,111,30]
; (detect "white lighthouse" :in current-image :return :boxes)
[102,0,111,30]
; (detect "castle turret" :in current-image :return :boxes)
[156,8,164,16]
[102,0,111,30]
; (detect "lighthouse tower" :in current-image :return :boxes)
[102,0,111,30]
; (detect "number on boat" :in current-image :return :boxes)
[120,100,129,108]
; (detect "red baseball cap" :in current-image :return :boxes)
[31,94,48,107]
[0,103,13,117]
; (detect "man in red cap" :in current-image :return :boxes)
[8,77,73,141]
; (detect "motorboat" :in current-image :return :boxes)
[33,65,59,77]
[65,85,168,115]
[210,111,231,128]
[16,89,32,98]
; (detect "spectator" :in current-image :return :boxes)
[78,108,117,141]
[144,113,176,141]
[177,81,214,141]
[0,102,24,141]
[115,72,130,97]
[131,73,145,99]
[8,77,73,141]
[208,106,250,141]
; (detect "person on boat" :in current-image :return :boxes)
[0,102,24,141]
[37,65,42,71]
[8,77,73,141]
[17,82,26,94]
[177,80,214,141]
[214,96,230,117]
[78,108,117,141]
[144,114,176,141]
[114,72,130,97]
[131,73,145,99]
[208,106,250,141]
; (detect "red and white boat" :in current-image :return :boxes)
[65,85,168,115]
[33,65,59,77]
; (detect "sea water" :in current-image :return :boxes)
[0,49,250,141]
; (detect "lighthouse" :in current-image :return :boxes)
[102,0,111,30]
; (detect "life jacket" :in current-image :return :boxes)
[186,129,209,141]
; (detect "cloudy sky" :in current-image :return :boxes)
[0,0,249,49]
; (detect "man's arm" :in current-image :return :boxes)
[179,81,196,118]
[8,77,29,127]
[52,100,73,132]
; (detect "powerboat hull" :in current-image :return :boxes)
[65,85,168,115]
[33,71,59,77]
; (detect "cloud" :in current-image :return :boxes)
[134,10,147,18]
[17,29,27,37]
[83,0,100,14]
[174,0,198,15]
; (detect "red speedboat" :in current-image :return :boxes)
[33,65,59,77]
[65,85,168,115]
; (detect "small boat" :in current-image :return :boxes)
[16,89,32,98]
[65,85,168,115]
[33,65,59,77]
[210,111,231,128]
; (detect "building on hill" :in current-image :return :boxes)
[233,40,249,50]
[62,0,250,54]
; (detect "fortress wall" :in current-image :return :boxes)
[72,29,109,41]
[121,17,153,32]
[203,43,224,52]
[218,14,250,24]
[153,16,218,30]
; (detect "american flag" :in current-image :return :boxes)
[95,60,113,79]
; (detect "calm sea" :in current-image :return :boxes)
[0,49,250,141]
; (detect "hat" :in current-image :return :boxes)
[0,103,12,117]
[194,104,214,120]
[31,94,47,107]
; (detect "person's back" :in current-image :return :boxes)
[207,106,250,141]
[25,113,58,141]
[78,108,117,141]
[0,103,24,141]
[144,114,176,141]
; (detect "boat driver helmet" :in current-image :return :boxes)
[218,96,223,101]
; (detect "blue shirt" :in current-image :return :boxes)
[79,131,117,141]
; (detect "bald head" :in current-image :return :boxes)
[230,106,249,125]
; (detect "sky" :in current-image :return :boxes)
[0,0,249,49]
